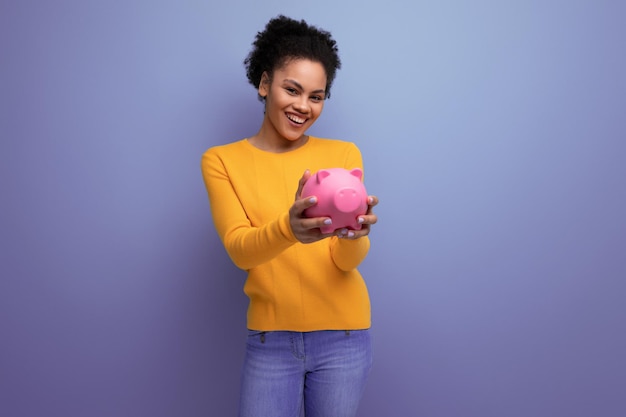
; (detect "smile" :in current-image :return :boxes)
[286,113,307,124]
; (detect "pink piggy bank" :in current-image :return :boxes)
[302,168,368,234]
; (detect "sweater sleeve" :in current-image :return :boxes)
[201,148,298,271]
[330,236,370,271]
[328,142,372,271]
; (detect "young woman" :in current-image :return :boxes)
[201,15,379,417]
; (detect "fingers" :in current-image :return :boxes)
[335,195,380,240]
[290,194,317,219]
[291,170,334,244]
[290,195,335,243]
[366,195,379,211]
[335,225,368,240]
[292,186,380,243]
[291,216,334,243]
[294,169,312,200]
[359,195,379,226]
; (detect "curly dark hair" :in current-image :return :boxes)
[244,15,341,100]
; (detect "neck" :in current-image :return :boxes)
[249,125,309,153]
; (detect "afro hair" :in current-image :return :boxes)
[244,15,341,100]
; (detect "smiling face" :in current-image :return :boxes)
[254,59,327,152]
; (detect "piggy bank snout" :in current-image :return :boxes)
[333,187,362,213]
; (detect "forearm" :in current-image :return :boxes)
[222,211,298,270]
[202,150,298,270]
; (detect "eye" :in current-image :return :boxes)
[310,95,324,102]
[285,87,298,95]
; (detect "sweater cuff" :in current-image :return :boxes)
[278,211,299,243]
[331,235,370,271]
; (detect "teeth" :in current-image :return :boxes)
[287,114,306,124]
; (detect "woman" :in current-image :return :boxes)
[201,15,379,417]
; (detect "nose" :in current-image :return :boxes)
[293,96,310,114]
[334,188,360,213]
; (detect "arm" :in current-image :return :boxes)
[330,235,370,271]
[328,143,379,271]
[201,149,298,270]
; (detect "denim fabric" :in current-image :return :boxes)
[238,329,372,417]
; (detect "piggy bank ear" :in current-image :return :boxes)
[349,168,363,181]
[316,169,331,183]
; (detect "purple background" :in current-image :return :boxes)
[1,1,625,416]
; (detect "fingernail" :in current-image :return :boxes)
[308,197,317,203]
[323,218,332,225]
[347,231,355,238]
[368,197,374,204]
[358,217,364,224]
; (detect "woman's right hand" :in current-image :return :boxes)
[289,170,335,244]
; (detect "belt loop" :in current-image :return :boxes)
[345,330,350,336]
[260,332,266,344]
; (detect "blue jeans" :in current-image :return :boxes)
[239,329,373,417]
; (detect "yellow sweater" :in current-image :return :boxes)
[201,137,371,331]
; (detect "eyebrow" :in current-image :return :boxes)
[284,79,326,95]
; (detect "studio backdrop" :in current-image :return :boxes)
[1,1,625,416]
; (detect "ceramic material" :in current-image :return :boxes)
[302,168,368,233]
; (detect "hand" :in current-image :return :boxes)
[336,195,379,240]
[289,170,335,244]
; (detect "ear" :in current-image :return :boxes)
[349,168,363,181]
[316,169,331,183]
[258,72,270,98]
